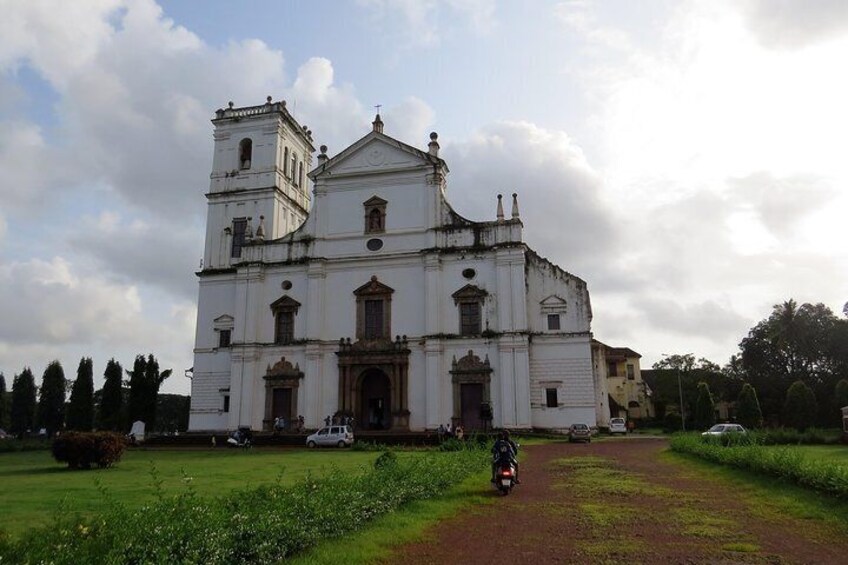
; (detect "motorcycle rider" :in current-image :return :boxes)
[491,429,520,484]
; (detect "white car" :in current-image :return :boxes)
[702,424,747,436]
[609,417,627,435]
[306,425,354,448]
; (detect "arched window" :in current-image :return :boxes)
[283,147,289,176]
[298,161,304,187]
[290,152,297,183]
[368,208,383,232]
[239,138,252,169]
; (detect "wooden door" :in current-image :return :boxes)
[460,383,484,430]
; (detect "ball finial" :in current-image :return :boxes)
[430,131,438,141]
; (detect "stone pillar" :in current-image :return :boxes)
[305,261,325,426]
[425,341,442,428]
[513,339,531,428]
[498,345,517,427]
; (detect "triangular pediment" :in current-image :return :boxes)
[269,295,301,312]
[213,314,234,329]
[540,295,568,313]
[363,195,388,207]
[310,131,447,179]
[353,275,395,297]
[452,284,488,304]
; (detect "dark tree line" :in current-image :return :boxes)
[3,354,185,438]
[653,299,848,430]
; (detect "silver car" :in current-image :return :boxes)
[702,424,747,436]
[306,425,354,448]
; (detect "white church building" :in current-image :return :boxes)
[188,98,606,433]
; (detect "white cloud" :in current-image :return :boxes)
[741,0,848,49]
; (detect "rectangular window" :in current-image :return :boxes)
[275,311,294,345]
[546,388,558,408]
[283,147,289,176]
[626,364,635,380]
[364,299,384,339]
[291,153,297,183]
[460,302,481,335]
[223,395,230,413]
[608,362,618,377]
[218,329,231,348]
[231,218,247,258]
[547,314,561,330]
[298,162,304,187]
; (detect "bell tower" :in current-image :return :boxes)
[203,97,315,269]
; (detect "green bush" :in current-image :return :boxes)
[670,433,848,498]
[0,439,51,453]
[663,412,683,433]
[373,450,397,469]
[51,432,127,469]
[1,447,488,563]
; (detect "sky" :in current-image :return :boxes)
[1,0,846,395]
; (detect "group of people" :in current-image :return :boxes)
[437,422,465,440]
[324,414,355,428]
[273,415,306,434]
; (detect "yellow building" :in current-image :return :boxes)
[592,341,654,421]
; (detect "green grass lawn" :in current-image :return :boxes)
[0,447,387,538]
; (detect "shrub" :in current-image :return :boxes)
[670,433,848,499]
[693,382,716,431]
[2,446,488,563]
[663,412,683,433]
[373,450,397,469]
[52,432,126,469]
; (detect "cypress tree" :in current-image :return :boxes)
[99,359,124,431]
[735,383,763,429]
[10,368,37,438]
[783,380,818,431]
[836,379,848,412]
[0,374,7,431]
[127,354,172,431]
[38,361,67,437]
[66,357,94,431]
[693,381,716,430]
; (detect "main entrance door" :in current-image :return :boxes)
[359,369,391,430]
[272,388,292,422]
[460,383,484,430]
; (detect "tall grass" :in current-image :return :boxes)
[0,449,487,564]
[670,434,848,499]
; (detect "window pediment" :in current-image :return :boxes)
[270,295,301,313]
[363,195,388,207]
[213,314,234,329]
[540,294,568,313]
[452,284,488,305]
[353,275,395,297]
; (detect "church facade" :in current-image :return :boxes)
[188,98,604,432]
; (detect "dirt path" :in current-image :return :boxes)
[387,439,848,564]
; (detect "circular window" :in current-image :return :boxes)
[366,238,384,251]
[462,268,476,279]
[281,280,292,290]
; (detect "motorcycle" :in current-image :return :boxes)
[226,427,253,449]
[494,460,517,495]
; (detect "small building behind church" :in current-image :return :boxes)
[188,98,604,433]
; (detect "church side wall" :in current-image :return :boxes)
[528,337,595,429]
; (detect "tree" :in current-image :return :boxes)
[98,359,124,432]
[739,300,843,425]
[66,358,94,431]
[127,354,172,432]
[783,380,818,431]
[835,379,848,411]
[735,383,763,429]
[38,361,67,437]
[693,382,716,430]
[154,394,191,433]
[0,374,8,430]
[10,368,37,438]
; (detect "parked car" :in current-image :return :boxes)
[306,425,354,448]
[702,424,747,436]
[609,417,627,435]
[568,423,592,443]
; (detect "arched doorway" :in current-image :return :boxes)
[359,369,391,430]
